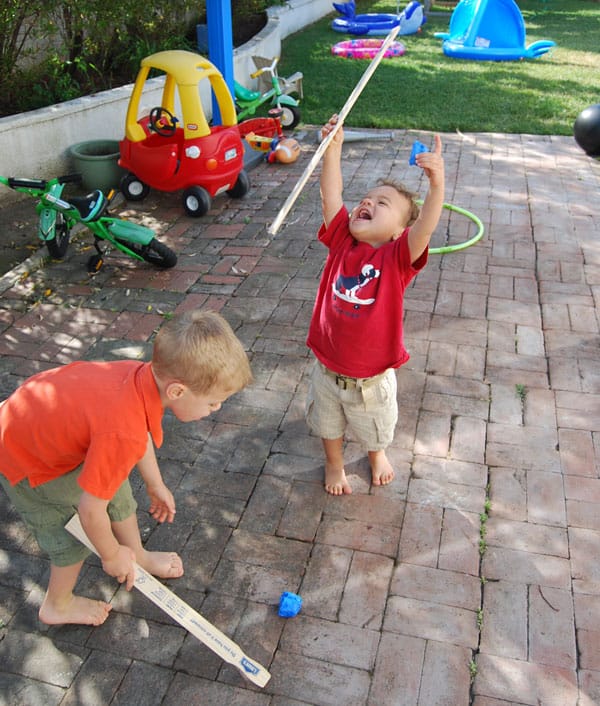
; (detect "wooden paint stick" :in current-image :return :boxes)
[268,24,401,235]
[65,513,271,687]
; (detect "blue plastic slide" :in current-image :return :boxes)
[434,0,555,60]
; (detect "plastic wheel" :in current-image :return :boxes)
[46,212,70,259]
[120,173,150,202]
[182,186,211,217]
[115,237,177,269]
[87,253,104,273]
[279,105,300,129]
[227,170,250,199]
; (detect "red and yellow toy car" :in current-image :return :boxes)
[119,50,249,217]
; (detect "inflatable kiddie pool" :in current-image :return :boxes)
[331,0,426,36]
[332,38,406,59]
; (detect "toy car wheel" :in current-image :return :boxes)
[183,186,211,217]
[227,170,250,199]
[46,213,70,259]
[120,173,150,202]
[280,105,301,129]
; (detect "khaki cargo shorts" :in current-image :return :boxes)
[305,361,398,451]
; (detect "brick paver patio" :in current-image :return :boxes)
[0,126,599,705]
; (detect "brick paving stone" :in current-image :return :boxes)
[277,480,328,542]
[486,517,569,556]
[482,547,571,588]
[0,630,86,686]
[60,650,133,706]
[384,595,479,648]
[489,467,527,521]
[471,698,529,706]
[398,502,443,567]
[438,507,481,576]
[474,653,579,706]
[279,615,379,670]
[569,527,600,583]
[417,640,472,706]
[299,542,353,622]
[268,651,371,706]
[560,428,598,476]
[486,424,561,473]
[368,633,425,706]
[408,475,486,513]
[450,415,486,464]
[579,670,600,706]
[315,515,401,557]
[480,580,528,660]
[556,391,600,432]
[390,563,481,610]
[339,551,394,630]
[565,474,600,500]
[528,586,576,669]
[163,672,270,706]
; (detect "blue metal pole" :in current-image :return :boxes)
[206,0,234,123]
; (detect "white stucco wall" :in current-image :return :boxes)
[0,0,333,205]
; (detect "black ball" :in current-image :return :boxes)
[574,103,600,157]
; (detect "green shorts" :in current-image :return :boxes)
[305,361,398,451]
[0,467,137,567]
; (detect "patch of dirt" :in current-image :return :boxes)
[0,199,44,276]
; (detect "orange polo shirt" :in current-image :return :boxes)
[0,360,164,500]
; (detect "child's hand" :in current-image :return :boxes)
[102,545,137,590]
[415,134,444,187]
[321,113,344,145]
[146,481,176,523]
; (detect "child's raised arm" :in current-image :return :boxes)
[320,114,345,228]
[408,134,445,263]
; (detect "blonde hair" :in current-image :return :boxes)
[378,178,420,226]
[152,310,253,394]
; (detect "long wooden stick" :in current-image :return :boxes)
[65,513,271,687]
[268,24,401,235]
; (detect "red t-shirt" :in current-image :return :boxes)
[0,360,163,500]
[307,205,428,378]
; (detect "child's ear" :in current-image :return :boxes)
[165,381,186,400]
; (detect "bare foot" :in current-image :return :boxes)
[39,594,112,626]
[138,550,184,579]
[369,450,395,487]
[324,462,353,496]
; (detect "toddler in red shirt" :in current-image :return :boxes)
[306,114,445,495]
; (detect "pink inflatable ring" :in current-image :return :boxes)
[331,38,406,59]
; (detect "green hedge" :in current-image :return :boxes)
[0,0,284,117]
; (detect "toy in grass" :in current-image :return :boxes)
[434,0,556,61]
[331,0,425,36]
[332,38,406,59]
[574,104,600,157]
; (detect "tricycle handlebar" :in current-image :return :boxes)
[250,56,279,80]
[2,174,82,191]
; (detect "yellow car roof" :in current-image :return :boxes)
[141,50,220,85]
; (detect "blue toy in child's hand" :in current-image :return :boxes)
[409,140,429,166]
[278,591,302,618]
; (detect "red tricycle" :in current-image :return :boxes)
[119,50,250,218]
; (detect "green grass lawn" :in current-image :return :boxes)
[278,0,599,134]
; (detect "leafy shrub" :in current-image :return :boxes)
[1,0,281,117]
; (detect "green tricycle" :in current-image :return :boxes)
[234,56,302,129]
[0,174,177,273]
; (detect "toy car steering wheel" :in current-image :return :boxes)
[149,106,178,137]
